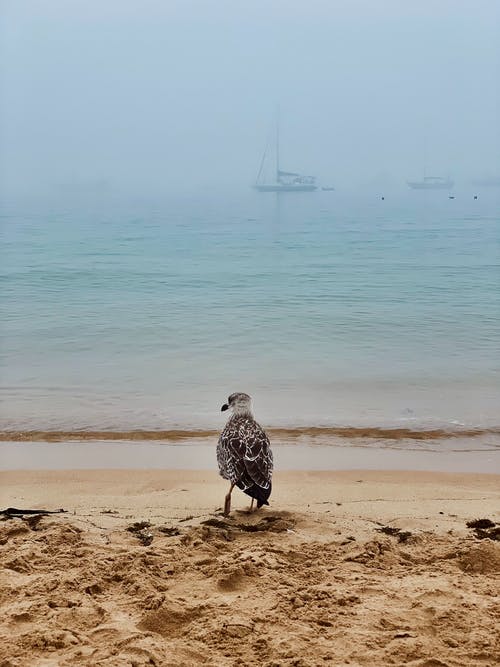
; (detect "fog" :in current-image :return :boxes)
[1,0,499,196]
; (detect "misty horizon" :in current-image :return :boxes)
[1,0,499,196]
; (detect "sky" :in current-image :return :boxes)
[1,0,499,195]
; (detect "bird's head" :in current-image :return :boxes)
[221,392,253,416]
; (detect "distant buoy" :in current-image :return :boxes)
[449,196,455,199]
[474,195,478,200]
[381,196,385,200]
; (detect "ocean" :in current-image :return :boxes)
[1,189,499,453]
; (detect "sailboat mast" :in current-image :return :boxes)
[423,134,427,179]
[255,139,267,185]
[276,109,280,183]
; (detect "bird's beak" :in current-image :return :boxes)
[221,403,229,412]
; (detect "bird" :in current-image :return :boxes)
[217,392,273,516]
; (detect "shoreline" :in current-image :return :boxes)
[2,424,500,442]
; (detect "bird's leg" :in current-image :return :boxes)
[249,498,255,513]
[224,483,235,516]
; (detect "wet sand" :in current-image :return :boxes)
[1,468,499,666]
[1,439,499,473]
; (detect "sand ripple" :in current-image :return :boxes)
[1,510,499,666]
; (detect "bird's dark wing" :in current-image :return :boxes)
[217,418,273,490]
[238,419,273,489]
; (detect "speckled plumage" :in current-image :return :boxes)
[217,404,273,507]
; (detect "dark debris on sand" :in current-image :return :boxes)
[157,526,181,536]
[0,507,66,518]
[201,515,294,534]
[466,518,500,541]
[126,521,154,546]
[375,526,413,543]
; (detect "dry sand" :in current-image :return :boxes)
[1,469,499,667]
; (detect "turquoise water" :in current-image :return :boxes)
[1,190,499,434]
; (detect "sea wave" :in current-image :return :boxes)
[2,425,500,443]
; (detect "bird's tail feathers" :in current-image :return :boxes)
[241,482,272,508]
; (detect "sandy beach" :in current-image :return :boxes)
[1,467,499,667]
[3,1,500,666]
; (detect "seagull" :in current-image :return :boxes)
[217,392,273,516]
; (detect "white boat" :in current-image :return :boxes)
[407,176,454,190]
[254,116,317,192]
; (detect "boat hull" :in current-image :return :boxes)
[254,184,317,192]
[407,181,454,190]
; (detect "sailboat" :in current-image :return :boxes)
[407,176,454,190]
[407,139,453,189]
[253,117,317,192]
